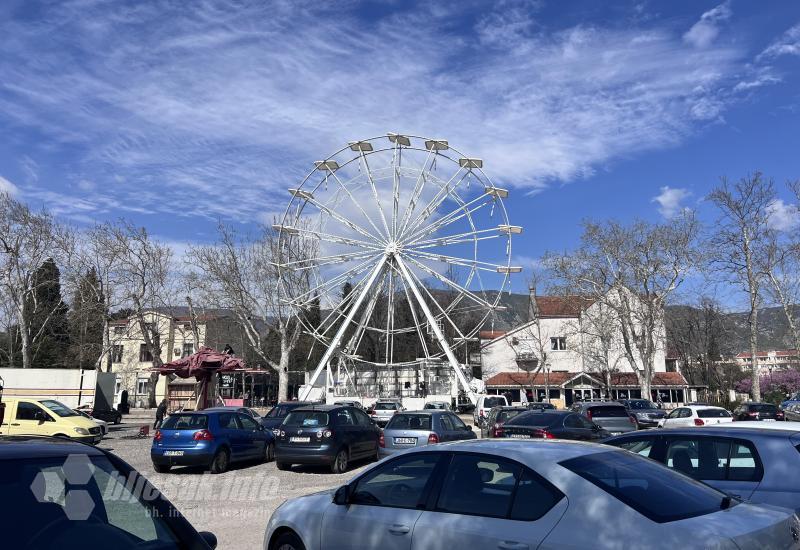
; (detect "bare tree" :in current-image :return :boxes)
[545,214,698,398]
[573,301,625,395]
[708,173,775,401]
[190,222,316,402]
[0,192,73,368]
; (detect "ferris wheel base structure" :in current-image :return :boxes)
[279,134,522,407]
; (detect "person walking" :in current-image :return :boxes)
[154,399,168,429]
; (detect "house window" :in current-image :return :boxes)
[182,343,194,357]
[112,345,124,363]
[550,337,566,351]
[182,322,192,330]
[136,377,150,396]
[113,325,125,335]
[139,344,153,363]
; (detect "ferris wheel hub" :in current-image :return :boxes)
[384,241,401,256]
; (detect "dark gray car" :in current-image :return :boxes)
[604,425,800,512]
[570,401,635,435]
[617,399,666,429]
[379,410,475,457]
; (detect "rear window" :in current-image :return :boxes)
[387,414,432,430]
[484,397,506,408]
[509,412,562,427]
[588,406,629,418]
[284,411,329,427]
[561,451,729,523]
[267,404,294,418]
[161,414,207,430]
[497,410,525,423]
[375,402,400,411]
[698,409,731,418]
[749,404,777,413]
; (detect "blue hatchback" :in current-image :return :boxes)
[151,408,274,474]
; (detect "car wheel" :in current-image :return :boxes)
[271,531,306,550]
[276,462,291,471]
[210,448,230,474]
[373,442,380,462]
[331,448,349,474]
[153,463,171,473]
[264,441,275,463]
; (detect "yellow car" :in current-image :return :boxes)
[0,397,103,444]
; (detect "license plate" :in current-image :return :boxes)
[290,436,310,443]
[609,432,622,436]
[394,437,416,445]
[164,450,184,456]
[763,419,776,422]
[509,434,529,439]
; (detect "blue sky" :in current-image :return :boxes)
[1,0,800,297]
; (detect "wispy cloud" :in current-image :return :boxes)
[766,198,800,232]
[652,186,691,218]
[0,0,772,225]
[683,2,732,49]
[759,22,800,59]
[0,175,20,197]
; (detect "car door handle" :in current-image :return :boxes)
[10,423,20,426]
[388,524,410,535]
[498,542,529,550]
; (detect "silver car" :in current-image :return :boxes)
[264,440,800,550]
[379,411,475,457]
[570,401,636,435]
[368,400,403,427]
[605,425,800,512]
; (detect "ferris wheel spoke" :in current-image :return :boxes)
[384,259,396,366]
[402,253,497,310]
[289,254,380,306]
[410,233,503,251]
[400,258,466,341]
[344,266,389,355]
[279,249,377,271]
[405,248,509,273]
[274,224,384,252]
[391,144,401,238]
[402,191,494,245]
[314,265,377,337]
[356,152,392,238]
[396,146,438,239]
[400,169,470,241]
[410,227,500,248]
[297,194,385,246]
[327,168,389,242]
[391,262,431,359]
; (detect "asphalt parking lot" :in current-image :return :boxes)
[99,424,374,550]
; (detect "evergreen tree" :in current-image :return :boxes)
[68,268,106,370]
[25,258,70,368]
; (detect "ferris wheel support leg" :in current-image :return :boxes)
[394,255,478,405]
[299,256,388,401]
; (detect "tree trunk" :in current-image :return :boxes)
[749,306,761,401]
[278,361,289,402]
[17,302,31,369]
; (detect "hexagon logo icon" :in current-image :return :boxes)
[29,453,97,521]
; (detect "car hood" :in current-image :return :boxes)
[630,408,665,415]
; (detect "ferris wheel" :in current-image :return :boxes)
[274,134,522,403]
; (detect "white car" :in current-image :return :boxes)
[473,394,508,426]
[263,440,800,550]
[75,408,108,436]
[658,405,733,428]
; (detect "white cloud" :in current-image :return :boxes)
[683,2,732,49]
[766,199,800,232]
[652,186,691,218]
[759,23,800,59]
[0,175,20,197]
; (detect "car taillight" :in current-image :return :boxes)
[193,430,214,441]
[746,412,758,417]
[428,433,439,444]
[153,430,162,441]
[532,429,555,439]
[492,424,504,438]
[694,418,705,426]
[629,415,636,424]
[586,410,592,420]
[379,433,385,448]
[777,412,785,419]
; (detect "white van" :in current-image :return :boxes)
[473,394,508,426]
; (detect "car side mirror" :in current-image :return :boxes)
[199,531,217,549]
[333,485,350,506]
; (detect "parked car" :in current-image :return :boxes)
[785,405,800,422]
[569,401,636,435]
[501,410,610,440]
[657,405,733,428]
[274,405,381,473]
[263,439,800,550]
[208,406,269,428]
[0,435,218,549]
[733,402,785,421]
[368,400,403,427]
[604,425,800,512]
[526,402,556,412]
[261,401,314,432]
[781,392,800,409]
[75,409,108,435]
[706,420,800,432]
[75,403,122,424]
[422,401,450,410]
[472,394,508,426]
[481,406,528,438]
[617,398,666,429]
[0,398,102,444]
[151,408,274,473]
[334,400,363,410]
[380,410,475,456]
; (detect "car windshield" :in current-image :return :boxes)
[161,414,208,430]
[242,408,261,418]
[628,400,658,410]
[588,406,628,418]
[497,410,524,423]
[424,403,446,409]
[375,402,400,411]
[698,408,731,418]
[40,400,79,417]
[561,451,730,523]
[386,414,432,430]
[484,397,506,408]
[509,412,561,427]
[267,404,295,418]
[0,455,180,546]
[284,411,329,427]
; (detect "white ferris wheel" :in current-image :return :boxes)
[275,134,522,403]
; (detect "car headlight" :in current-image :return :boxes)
[636,413,649,419]
[74,427,90,435]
